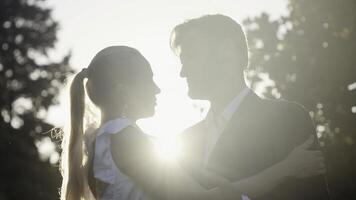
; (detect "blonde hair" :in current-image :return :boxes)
[60,46,148,200]
[60,69,91,200]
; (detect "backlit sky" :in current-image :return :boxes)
[45,0,289,137]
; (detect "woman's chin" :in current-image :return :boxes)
[138,108,155,119]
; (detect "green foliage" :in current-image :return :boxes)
[0,0,73,199]
[244,0,356,199]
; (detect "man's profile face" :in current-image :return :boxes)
[179,40,214,100]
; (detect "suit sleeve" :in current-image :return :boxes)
[270,102,330,200]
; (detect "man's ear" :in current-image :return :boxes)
[216,38,237,60]
[218,38,248,68]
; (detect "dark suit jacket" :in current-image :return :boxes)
[179,90,329,200]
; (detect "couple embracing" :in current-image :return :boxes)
[60,14,329,200]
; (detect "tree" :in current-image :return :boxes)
[0,0,73,199]
[244,0,356,199]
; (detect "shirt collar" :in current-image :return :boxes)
[221,87,250,122]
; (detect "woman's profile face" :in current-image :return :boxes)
[123,61,160,119]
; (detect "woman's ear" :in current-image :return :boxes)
[111,82,126,99]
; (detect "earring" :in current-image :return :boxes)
[121,104,128,118]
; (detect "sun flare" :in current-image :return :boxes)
[153,137,182,162]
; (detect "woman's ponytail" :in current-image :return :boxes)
[61,68,88,200]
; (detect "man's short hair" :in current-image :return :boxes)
[170,14,249,68]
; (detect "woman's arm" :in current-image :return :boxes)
[111,127,324,200]
[200,135,326,199]
[110,127,241,200]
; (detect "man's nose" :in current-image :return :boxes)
[154,84,161,94]
[180,65,187,78]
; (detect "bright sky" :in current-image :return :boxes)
[45,0,288,138]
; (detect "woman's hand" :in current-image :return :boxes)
[200,169,243,200]
[282,135,326,179]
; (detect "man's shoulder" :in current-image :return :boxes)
[259,97,314,140]
[241,90,307,118]
[260,97,309,119]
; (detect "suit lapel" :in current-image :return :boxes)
[206,91,263,179]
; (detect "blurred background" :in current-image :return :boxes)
[0,0,355,199]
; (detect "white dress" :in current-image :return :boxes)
[93,117,151,200]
